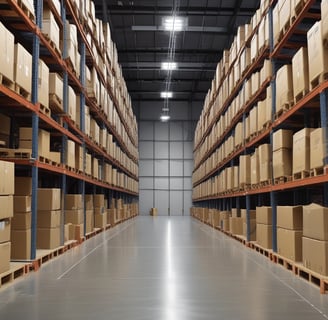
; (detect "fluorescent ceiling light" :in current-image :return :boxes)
[161,62,177,70]
[160,114,170,121]
[162,17,187,31]
[161,91,173,98]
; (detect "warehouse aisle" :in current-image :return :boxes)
[0,216,328,320]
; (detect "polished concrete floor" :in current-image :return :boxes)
[0,216,328,319]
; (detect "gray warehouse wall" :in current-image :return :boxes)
[136,101,202,216]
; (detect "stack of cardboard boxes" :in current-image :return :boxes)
[12,177,32,260]
[94,194,107,228]
[0,160,14,273]
[229,209,243,235]
[19,128,50,159]
[241,209,256,241]
[37,188,61,249]
[256,206,272,249]
[277,206,303,262]
[65,194,84,241]
[85,194,95,234]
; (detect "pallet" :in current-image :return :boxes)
[260,180,272,187]
[274,103,293,120]
[15,83,31,101]
[293,170,310,181]
[39,103,51,117]
[310,166,324,177]
[296,264,328,294]
[294,89,309,104]
[42,33,61,56]
[274,176,291,185]
[310,72,328,90]
[0,73,15,90]
[271,253,299,274]
[249,242,273,260]
[1,0,36,21]
[260,120,271,133]
[0,148,32,159]
[49,93,63,114]
[0,263,28,288]
[292,0,307,20]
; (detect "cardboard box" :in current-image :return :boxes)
[14,43,32,94]
[273,148,292,178]
[68,86,76,123]
[279,0,291,32]
[292,128,314,174]
[303,237,328,276]
[277,205,303,230]
[322,0,328,42]
[277,228,302,261]
[37,188,61,211]
[49,73,63,106]
[14,196,31,212]
[0,241,10,273]
[37,210,61,228]
[64,223,71,242]
[42,11,60,52]
[229,217,243,235]
[11,229,31,260]
[50,151,61,164]
[37,227,60,249]
[15,177,32,195]
[65,209,84,224]
[221,219,230,231]
[0,161,14,195]
[86,209,94,233]
[11,212,31,230]
[259,144,271,182]
[0,195,13,219]
[307,21,328,84]
[94,213,107,228]
[273,129,293,151]
[303,203,328,241]
[75,145,83,172]
[276,64,293,113]
[243,219,256,241]
[38,59,49,108]
[0,22,14,81]
[66,140,75,168]
[86,153,92,175]
[241,209,256,222]
[256,206,272,225]
[69,224,83,240]
[94,194,105,208]
[256,223,272,249]
[292,47,309,100]
[251,149,260,185]
[239,155,251,185]
[19,128,50,159]
[107,209,115,226]
[65,194,83,210]
[310,128,324,169]
[0,219,10,243]
[85,195,94,210]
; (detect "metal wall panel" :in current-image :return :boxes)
[170,142,183,159]
[183,190,192,215]
[170,121,183,141]
[155,160,169,176]
[170,160,183,177]
[139,160,154,177]
[170,191,183,215]
[139,177,154,190]
[155,190,169,215]
[139,190,154,215]
[183,142,193,159]
[155,141,169,159]
[154,177,169,190]
[170,178,183,190]
[139,141,153,159]
[183,177,192,190]
[139,121,154,140]
[155,122,169,140]
[184,160,194,176]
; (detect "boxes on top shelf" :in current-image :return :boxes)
[273,129,293,151]
[275,64,293,114]
[310,128,325,170]
[37,188,61,211]
[14,43,32,96]
[256,223,272,249]
[42,8,61,54]
[278,0,291,34]
[292,47,309,102]
[273,4,280,46]
[38,59,50,109]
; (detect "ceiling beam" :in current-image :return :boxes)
[131,26,228,33]
[118,48,222,55]
[124,78,213,83]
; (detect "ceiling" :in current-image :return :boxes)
[94,0,261,105]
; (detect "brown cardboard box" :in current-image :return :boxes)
[273,148,292,178]
[307,21,328,84]
[68,86,76,123]
[229,217,243,235]
[0,219,10,243]
[0,161,14,195]
[92,157,99,179]
[65,209,84,224]
[249,106,258,136]
[11,212,31,230]
[14,196,31,212]
[256,206,272,225]
[273,129,293,151]
[292,47,309,100]
[49,73,63,107]
[222,219,230,231]
[243,219,256,241]
[239,155,251,185]
[38,59,49,108]
[37,188,61,210]
[15,177,32,195]
[85,153,92,175]
[322,0,328,42]
[303,203,328,241]
[0,242,10,273]
[277,206,302,230]
[251,149,260,185]
[231,208,240,218]
[0,196,13,219]
[37,210,61,228]
[256,223,272,249]
[250,33,258,62]
[279,0,291,32]
[65,194,83,210]
[277,228,302,261]
[94,207,106,215]
[273,4,280,45]
[37,227,60,249]
[69,224,83,240]
[259,144,271,182]
[276,64,293,113]
[75,145,83,172]
[14,43,32,94]
[86,209,94,233]
[0,22,14,81]
[85,195,94,210]
[292,128,314,174]
[303,237,328,276]
[64,223,71,242]
[94,194,105,208]
[11,229,31,260]
[19,128,50,159]
[49,151,60,164]
[42,11,60,52]
[66,140,75,168]
[241,209,256,222]
[310,128,324,169]
[94,213,107,228]
[107,209,115,226]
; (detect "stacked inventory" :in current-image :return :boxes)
[0,0,139,263]
[191,0,328,288]
[94,194,106,228]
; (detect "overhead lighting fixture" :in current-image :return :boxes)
[162,17,187,32]
[160,114,170,122]
[161,91,173,98]
[161,62,177,70]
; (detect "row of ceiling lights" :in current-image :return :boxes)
[160,16,186,122]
